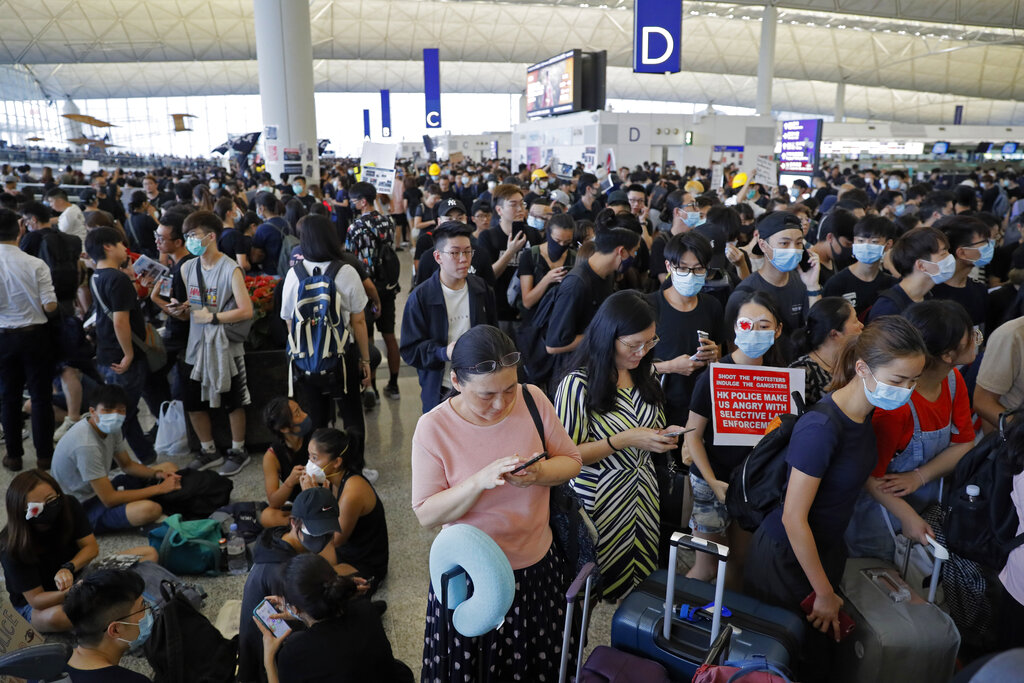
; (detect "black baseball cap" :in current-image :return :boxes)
[291,488,341,537]
[752,211,803,255]
[607,190,629,207]
[438,198,467,218]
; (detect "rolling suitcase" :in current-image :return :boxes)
[610,532,804,681]
[836,536,960,683]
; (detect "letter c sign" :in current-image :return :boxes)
[633,0,682,74]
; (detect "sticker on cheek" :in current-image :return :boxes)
[737,317,755,332]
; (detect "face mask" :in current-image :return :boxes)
[97,412,126,435]
[789,187,800,198]
[461,176,469,185]
[210,182,220,191]
[291,184,303,195]
[923,253,956,284]
[973,240,995,267]
[547,235,569,261]
[305,460,326,486]
[257,185,270,193]
[116,610,154,648]
[862,370,914,411]
[683,211,701,228]
[734,328,776,359]
[300,525,331,553]
[29,497,63,524]
[852,242,885,264]
[618,254,634,273]
[746,189,758,200]
[487,181,497,191]
[887,177,902,190]
[185,236,207,256]
[832,242,854,271]
[671,271,705,297]
[538,180,548,190]
[768,246,802,272]
[526,215,546,230]
[892,203,907,217]
[296,415,313,437]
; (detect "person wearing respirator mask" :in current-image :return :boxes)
[930,216,995,329]
[868,226,954,322]
[682,292,784,584]
[299,427,389,595]
[822,215,898,318]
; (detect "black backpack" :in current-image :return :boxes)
[37,230,81,301]
[376,240,401,292]
[514,281,563,387]
[944,410,1024,570]
[143,583,238,683]
[151,469,233,519]
[726,393,845,532]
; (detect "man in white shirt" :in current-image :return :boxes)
[0,208,58,470]
[44,188,88,242]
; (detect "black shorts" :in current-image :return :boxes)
[373,288,397,336]
[182,357,251,412]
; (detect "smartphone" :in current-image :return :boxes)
[696,330,710,346]
[799,249,813,272]
[254,599,292,638]
[510,451,548,474]
[662,428,695,438]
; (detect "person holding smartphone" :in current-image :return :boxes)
[516,213,577,319]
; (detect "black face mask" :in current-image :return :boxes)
[547,235,569,261]
[831,240,854,271]
[300,528,330,553]
[31,498,63,525]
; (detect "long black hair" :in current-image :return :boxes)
[280,553,359,621]
[729,290,788,368]
[310,427,362,474]
[902,300,973,368]
[792,296,854,357]
[0,470,76,564]
[566,290,665,414]
[297,214,346,262]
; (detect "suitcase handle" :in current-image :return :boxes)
[560,563,598,683]
[666,532,728,644]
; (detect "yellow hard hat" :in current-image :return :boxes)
[684,180,704,195]
[428,163,441,176]
[731,172,748,189]
[531,168,548,182]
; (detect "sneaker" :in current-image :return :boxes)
[383,383,400,400]
[36,457,51,470]
[362,389,377,411]
[187,450,224,471]
[53,415,77,443]
[362,468,379,483]
[217,448,250,477]
[400,241,410,249]
[2,456,23,472]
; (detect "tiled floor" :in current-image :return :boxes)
[0,247,695,677]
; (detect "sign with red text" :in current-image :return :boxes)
[711,364,805,446]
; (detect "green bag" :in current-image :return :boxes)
[148,514,223,575]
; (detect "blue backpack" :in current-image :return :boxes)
[287,261,350,393]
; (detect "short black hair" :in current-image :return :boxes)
[255,191,280,214]
[890,226,949,277]
[183,210,223,238]
[433,222,473,252]
[853,215,896,241]
[349,182,376,204]
[84,226,124,262]
[158,210,188,242]
[21,201,51,223]
[470,200,491,216]
[593,227,640,255]
[934,214,991,252]
[64,568,144,647]
[664,231,712,268]
[44,187,68,202]
[90,383,128,411]
[0,208,20,241]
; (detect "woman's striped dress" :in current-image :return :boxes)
[555,369,665,600]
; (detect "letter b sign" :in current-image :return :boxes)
[633,0,682,74]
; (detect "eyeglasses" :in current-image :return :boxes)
[669,265,708,277]
[441,249,475,260]
[456,352,521,373]
[617,336,660,354]
[184,231,207,241]
[115,603,152,622]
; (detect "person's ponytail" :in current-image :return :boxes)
[322,574,359,616]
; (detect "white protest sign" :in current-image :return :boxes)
[81,159,99,174]
[754,155,778,190]
[362,166,397,195]
[360,141,399,195]
[711,364,805,447]
[710,163,724,191]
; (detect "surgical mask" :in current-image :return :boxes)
[618,254,635,273]
[487,181,497,191]
[887,177,902,190]
[973,240,995,267]
[210,182,220,191]
[461,176,469,185]
[923,253,956,284]
[852,242,885,264]
[893,203,907,217]
[300,525,331,553]
[789,187,800,198]
[526,215,546,230]
[862,370,914,411]
[746,189,758,200]
[683,211,701,228]
[305,460,327,486]
[97,412,126,435]
[768,246,802,272]
[671,271,705,297]
[185,236,207,256]
[734,328,776,359]
[547,235,569,261]
[257,185,271,193]
[291,184,303,195]
[116,610,154,648]
[26,497,62,524]
[538,180,548,189]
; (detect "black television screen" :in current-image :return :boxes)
[526,50,581,118]
[975,142,993,153]
[931,141,949,154]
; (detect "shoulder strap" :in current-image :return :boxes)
[325,260,343,280]
[520,383,546,449]
[291,261,310,282]
[89,274,112,318]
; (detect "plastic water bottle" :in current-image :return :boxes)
[227,523,247,575]
[965,484,982,503]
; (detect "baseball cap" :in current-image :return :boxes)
[695,223,728,270]
[549,189,571,207]
[3,174,18,184]
[751,211,803,255]
[79,188,98,204]
[291,488,341,537]
[607,190,629,207]
[438,198,467,218]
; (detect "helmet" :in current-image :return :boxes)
[531,168,548,182]
[731,172,748,189]
[428,163,441,176]
[684,180,705,195]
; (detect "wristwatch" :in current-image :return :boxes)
[211,312,220,325]
[60,561,75,574]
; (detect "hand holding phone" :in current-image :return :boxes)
[800,592,855,642]
[661,428,694,438]
[510,451,548,475]
[254,598,293,639]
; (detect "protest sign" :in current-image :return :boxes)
[362,166,396,195]
[754,155,778,190]
[711,364,805,447]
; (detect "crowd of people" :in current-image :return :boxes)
[2,153,1024,681]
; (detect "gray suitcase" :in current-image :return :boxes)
[836,537,960,683]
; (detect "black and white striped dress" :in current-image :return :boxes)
[555,369,665,600]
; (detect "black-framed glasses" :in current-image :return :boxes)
[669,265,708,277]
[115,603,152,622]
[456,352,521,373]
[617,336,660,353]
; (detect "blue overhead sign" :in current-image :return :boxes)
[633,0,682,74]
[380,89,392,137]
[424,48,442,129]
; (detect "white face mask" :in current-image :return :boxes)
[305,460,326,485]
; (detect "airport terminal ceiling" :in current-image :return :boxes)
[3,0,1024,124]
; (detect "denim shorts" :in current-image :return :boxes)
[689,472,730,535]
[15,602,33,623]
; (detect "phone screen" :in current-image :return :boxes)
[254,599,291,639]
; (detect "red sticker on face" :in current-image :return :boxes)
[737,317,754,332]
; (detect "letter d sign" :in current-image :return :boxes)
[633,0,682,74]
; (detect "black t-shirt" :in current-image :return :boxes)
[547,260,614,382]
[66,665,150,683]
[648,233,670,280]
[932,280,989,328]
[822,266,898,316]
[18,227,49,257]
[0,497,91,608]
[414,203,436,226]
[218,228,252,262]
[866,284,922,322]
[689,356,753,482]
[167,254,197,347]
[404,187,423,215]
[91,268,146,365]
[724,272,808,354]
[517,244,576,283]
[477,224,543,320]
[413,230,435,263]
[125,214,159,259]
[647,288,724,424]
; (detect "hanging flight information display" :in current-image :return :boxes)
[779,119,823,175]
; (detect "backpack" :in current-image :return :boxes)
[37,230,81,301]
[89,555,207,614]
[286,261,350,394]
[943,410,1024,570]
[726,394,845,532]
[270,221,300,277]
[148,514,225,575]
[514,280,563,387]
[992,187,1010,219]
[151,468,234,519]
[143,583,238,683]
[377,240,402,292]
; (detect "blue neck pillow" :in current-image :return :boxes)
[429,524,515,637]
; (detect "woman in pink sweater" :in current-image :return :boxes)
[411,325,582,683]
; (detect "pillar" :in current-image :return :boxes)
[253,0,319,184]
[756,3,777,117]
[835,81,847,122]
